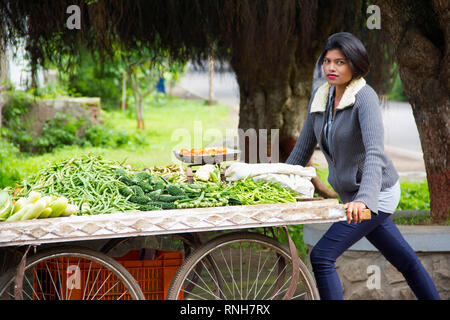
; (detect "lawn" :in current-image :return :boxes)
[12,95,237,180]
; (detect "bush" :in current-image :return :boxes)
[65,51,122,110]
[83,125,133,148]
[388,73,409,101]
[34,112,85,153]
[397,181,430,211]
[0,138,22,188]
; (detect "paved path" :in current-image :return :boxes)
[175,70,426,180]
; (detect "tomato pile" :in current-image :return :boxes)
[179,147,228,156]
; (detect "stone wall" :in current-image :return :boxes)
[23,97,102,138]
[305,245,450,300]
[303,222,450,300]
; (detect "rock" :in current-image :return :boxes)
[384,264,406,285]
[340,260,370,282]
[391,285,416,300]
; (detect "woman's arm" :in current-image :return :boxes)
[352,86,385,213]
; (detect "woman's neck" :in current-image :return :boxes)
[334,84,346,101]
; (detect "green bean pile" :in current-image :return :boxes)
[17,154,140,215]
[221,178,298,205]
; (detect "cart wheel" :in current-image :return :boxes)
[0,246,145,300]
[166,232,319,300]
[100,233,201,257]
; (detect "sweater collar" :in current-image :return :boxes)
[310,77,366,113]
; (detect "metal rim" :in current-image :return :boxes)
[166,232,319,300]
[0,246,145,300]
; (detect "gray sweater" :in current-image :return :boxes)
[285,77,399,214]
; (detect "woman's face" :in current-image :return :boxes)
[322,49,353,88]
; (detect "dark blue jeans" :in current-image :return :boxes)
[309,211,441,300]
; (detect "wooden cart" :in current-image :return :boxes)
[0,199,362,300]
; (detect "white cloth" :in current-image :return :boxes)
[378,179,401,214]
[225,163,316,198]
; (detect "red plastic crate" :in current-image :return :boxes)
[32,249,183,300]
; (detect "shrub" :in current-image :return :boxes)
[0,138,22,188]
[34,112,85,153]
[397,181,430,211]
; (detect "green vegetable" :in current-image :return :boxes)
[48,197,69,217]
[158,195,186,202]
[132,171,152,183]
[61,204,79,216]
[137,181,153,193]
[6,203,34,221]
[166,185,186,197]
[146,201,176,209]
[221,178,297,205]
[137,204,162,211]
[119,187,133,197]
[129,195,151,205]
[148,189,162,201]
[21,198,47,220]
[38,207,52,219]
[15,155,140,215]
[115,169,135,186]
[12,197,31,214]
[0,191,12,220]
[130,185,145,197]
[154,181,165,191]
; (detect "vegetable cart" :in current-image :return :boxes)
[0,198,359,301]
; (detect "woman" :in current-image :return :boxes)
[286,32,440,300]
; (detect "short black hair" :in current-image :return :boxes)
[318,32,370,79]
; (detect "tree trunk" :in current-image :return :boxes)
[231,42,337,198]
[121,69,127,110]
[207,55,216,105]
[135,95,145,130]
[376,0,449,223]
[129,67,146,131]
[0,37,7,129]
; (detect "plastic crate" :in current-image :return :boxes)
[32,249,183,300]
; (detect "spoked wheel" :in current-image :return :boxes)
[166,232,320,300]
[0,246,145,300]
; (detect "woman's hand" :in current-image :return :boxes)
[344,201,367,224]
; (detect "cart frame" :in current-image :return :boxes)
[0,199,352,300]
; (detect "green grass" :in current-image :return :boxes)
[11,95,237,182]
[311,167,443,225]
[392,215,450,226]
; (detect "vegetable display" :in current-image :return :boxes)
[1,154,310,222]
[12,154,140,215]
[221,179,298,205]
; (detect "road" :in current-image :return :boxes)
[177,68,426,177]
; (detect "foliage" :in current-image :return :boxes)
[65,50,123,110]
[396,181,430,211]
[0,0,395,94]
[1,87,152,155]
[391,215,450,226]
[1,88,34,123]
[34,112,85,154]
[5,95,233,186]
[314,167,430,212]
[0,138,21,189]
[387,73,408,101]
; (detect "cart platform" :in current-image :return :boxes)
[0,199,346,247]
